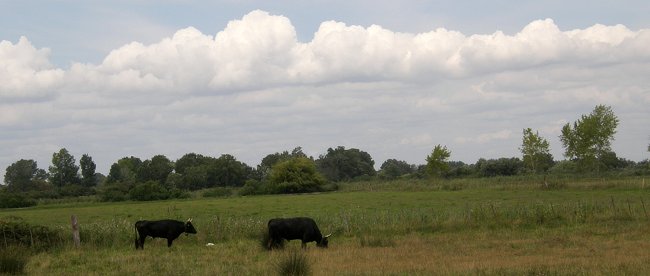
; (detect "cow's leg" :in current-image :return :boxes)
[135,235,147,250]
[301,241,307,249]
[167,238,173,247]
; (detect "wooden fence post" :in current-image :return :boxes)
[71,215,80,248]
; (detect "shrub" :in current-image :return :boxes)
[202,187,232,198]
[269,158,326,194]
[168,188,191,199]
[129,181,169,201]
[0,191,37,208]
[0,216,65,251]
[98,182,131,202]
[58,184,93,197]
[239,180,265,196]
[276,250,311,276]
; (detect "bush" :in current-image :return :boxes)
[239,180,265,196]
[276,250,311,276]
[0,216,65,251]
[129,181,170,201]
[0,192,37,208]
[168,188,191,199]
[269,158,326,194]
[98,182,131,202]
[58,184,94,197]
[548,160,578,175]
[202,187,233,198]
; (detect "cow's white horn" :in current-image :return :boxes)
[324,233,332,238]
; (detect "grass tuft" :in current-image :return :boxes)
[275,249,311,276]
[0,246,31,275]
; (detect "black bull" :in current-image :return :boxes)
[267,217,331,249]
[134,219,197,249]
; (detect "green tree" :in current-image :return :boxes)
[476,158,523,177]
[560,105,619,172]
[425,145,451,177]
[48,148,80,187]
[210,154,250,187]
[175,153,211,175]
[129,181,169,201]
[180,165,210,190]
[137,155,174,184]
[316,146,375,182]
[379,159,415,180]
[4,159,48,192]
[520,128,554,174]
[106,156,142,184]
[269,157,326,193]
[80,154,97,187]
[258,147,307,180]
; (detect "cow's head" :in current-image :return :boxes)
[318,233,331,248]
[185,218,197,234]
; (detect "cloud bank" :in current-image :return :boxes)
[1,10,649,173]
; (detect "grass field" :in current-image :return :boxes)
[2,177,650,275]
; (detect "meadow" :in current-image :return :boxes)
[2,176,650,275]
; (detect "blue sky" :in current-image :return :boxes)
[1,1,649,175]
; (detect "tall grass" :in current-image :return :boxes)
[0,246,31,274]
[4,177,650,275]
[339,175,649,192]
[5,193,650,249]
[275,250,311,276]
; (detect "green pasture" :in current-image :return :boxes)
[2,177,650,275]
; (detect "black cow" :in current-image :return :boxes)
[134,218,197,249]
[267,217,331,249]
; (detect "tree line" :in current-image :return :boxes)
[2,105,649,207]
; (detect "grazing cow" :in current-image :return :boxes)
[134,218,197,249]
[267,217,331,249]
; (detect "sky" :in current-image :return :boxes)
[1,1,649,176]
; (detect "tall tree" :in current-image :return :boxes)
[269,157,326,194]
[49,148,80,187]
[520,128,554,173]
[80,154,97,187]
[257,147,307,180]
[379,159,415,180]
[425,145,451,177]
[138,155,174,184]
[4,159,48,192]
[210,154,250,187]
[560,105,619,172]
[106,156,142,184]
[316,146,375,182]
[175,153,211,175]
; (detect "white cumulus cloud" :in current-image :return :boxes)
[29,11,648,95]
[1,10,649,174]
[0,37,64,100]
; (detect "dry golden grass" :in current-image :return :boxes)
[309,226,650,275]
